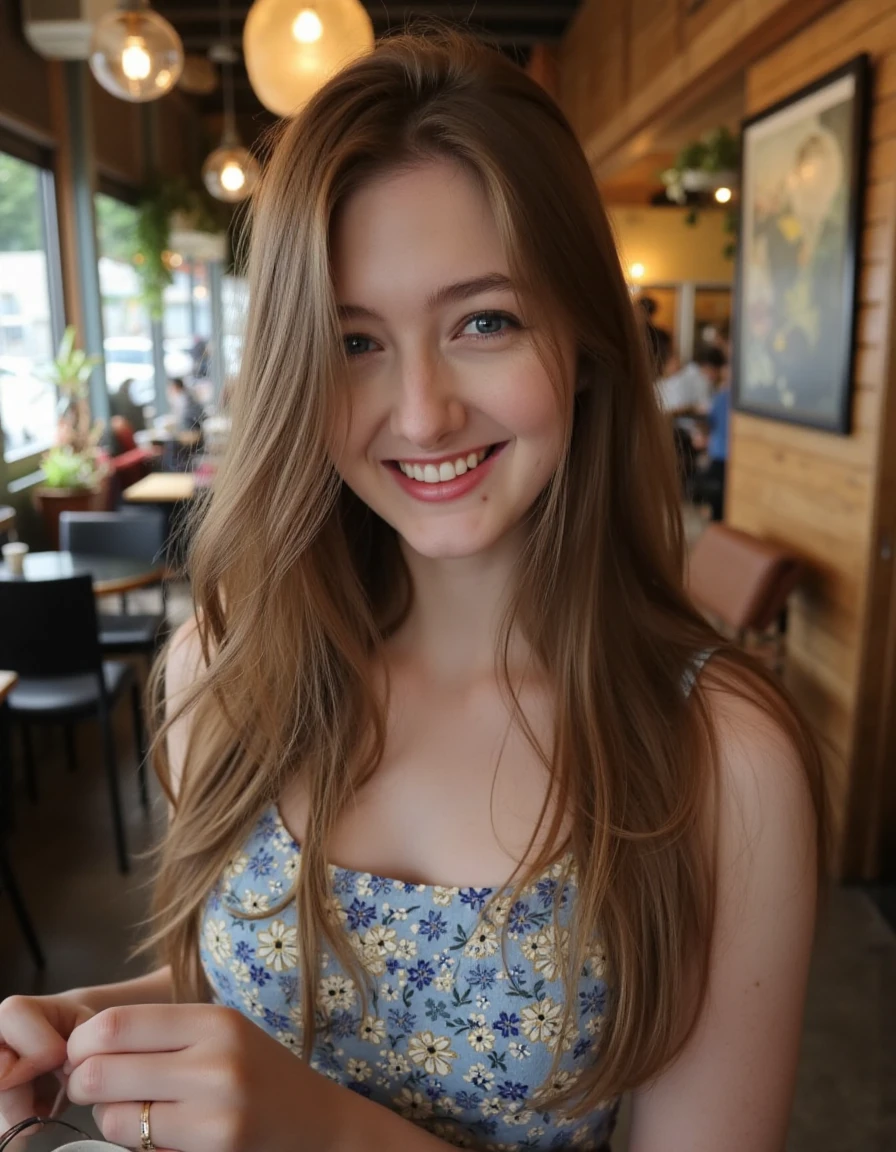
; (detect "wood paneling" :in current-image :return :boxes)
[0,2,53,143]
[559,0,626,144]
[727,0,896,876]
[92,83,143,186]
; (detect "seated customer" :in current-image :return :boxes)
[693,365,731,522]
[167,377,206,434]
[659,346,728,497]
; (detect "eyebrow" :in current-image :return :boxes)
[337,273,516,322]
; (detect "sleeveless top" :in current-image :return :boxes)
[198,656,710,1151]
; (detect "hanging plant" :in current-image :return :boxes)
[660,126,740,259]
[135,178,232,319]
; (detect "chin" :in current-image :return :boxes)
[395,516,519,562]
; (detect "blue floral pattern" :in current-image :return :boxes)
[200,808,618,1150]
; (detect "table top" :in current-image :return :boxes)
[0,551,163,596]
[124,472,196,504]
[0,671,18,703]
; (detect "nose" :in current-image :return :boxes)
[389,352,466,449]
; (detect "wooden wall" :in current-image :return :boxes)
[726,0,896,875]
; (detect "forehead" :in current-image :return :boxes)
[331,159,509,302]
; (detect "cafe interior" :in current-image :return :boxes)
[0,0,894,1148]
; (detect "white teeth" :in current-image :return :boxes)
[399,447,491,483]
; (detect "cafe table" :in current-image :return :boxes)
[123,471,196,505]
[0,551,163,596]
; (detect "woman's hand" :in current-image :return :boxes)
[0,993,97,1129]
[66,1003,343,1152]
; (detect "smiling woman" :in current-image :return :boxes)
[0,25,823,1152]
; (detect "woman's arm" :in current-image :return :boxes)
[628,685,818,1152]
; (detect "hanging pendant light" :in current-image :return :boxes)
[202,27,260,203]
[89,0,184,102]
[243,0,373,118]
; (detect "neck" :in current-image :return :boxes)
[392,528,529,682]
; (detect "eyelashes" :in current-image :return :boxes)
[342,310,523,358]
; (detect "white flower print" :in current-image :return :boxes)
[346,1058,371,1082]
[466,1013,495,1053]
[359,1015,385,1044]
[432,885,459,906]
[240,889,270,914]
[488,896,511,925]
[394,937,418,961]
[395,1088,433,1121]
[433,973,455,993]
[383,903,410,920]
[355,874,379,898]
[546,1069,581,1093]
[504,1107,533,1127]
[204,919,232,964]
[276,1030,300,1053]
[379,1049,410,1078]
[256,919,298,971]
[527,1127,546,1141]
[407,1031,458,1076]
[480,1097,503,1117]
[380,982,399,1001]
[585,1013,604,1037]
[520,997,564,1046]
[240,986,264,1018]
[325,897,347,924]
[360,925,397,973]
[229,960,251,984]
[475,994,490,1010]
[524,926,570,981]
[317,974,356,1014]
[463,920,498,959]
[288,1003,304,1028]
[508,1041,531,1060]
[283,854,299,881]
[463,1063,494,1088]
[436,1096,462,1117]
[225,852,248,878]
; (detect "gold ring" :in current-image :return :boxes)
[139,1100,155,1151]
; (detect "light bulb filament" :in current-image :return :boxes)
[121,36,152,80]
[292,8,323,43]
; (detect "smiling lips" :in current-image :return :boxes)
[388,443,505,502]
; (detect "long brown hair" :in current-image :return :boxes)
[145,28,826,1113]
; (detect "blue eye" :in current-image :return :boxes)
[462,312,519,338]
[344,334,376,357]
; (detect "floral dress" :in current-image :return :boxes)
[199,807,618,1151]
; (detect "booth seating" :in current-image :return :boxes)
[688,523,805,671]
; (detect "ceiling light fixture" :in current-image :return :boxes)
[201,0,260,204]
[89,0,184,102]
[714,186,733,204]
[243,0,373,118]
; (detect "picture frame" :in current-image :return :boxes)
[732,54,871,435]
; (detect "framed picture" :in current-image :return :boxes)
[732,54,870,435]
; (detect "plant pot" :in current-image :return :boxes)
[681,168,739,194]
[33,485,104,549]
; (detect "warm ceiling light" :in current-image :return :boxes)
[193,284,209,300]
[203,40,261,203]
[89,0,184,102]
[714,186,733,204]
[292,7,323,42]
[244,0,373,117]
[629,262,645,281]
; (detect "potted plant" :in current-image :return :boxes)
[33,326,109,547]
[661,126,740,202]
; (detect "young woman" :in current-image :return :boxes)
[0,30,824,1152]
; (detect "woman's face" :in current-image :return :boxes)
[329,158,574,563]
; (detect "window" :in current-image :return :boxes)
[0,148,63,460]
[163,258,213,404]
[95,192,155,409]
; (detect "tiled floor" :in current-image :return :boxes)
[1,584,894,1150]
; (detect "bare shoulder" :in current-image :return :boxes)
[699,661,820,877]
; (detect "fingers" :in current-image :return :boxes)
[0,1000,68,1090]
[67,1005,205,1067]
[67,1053,182,1107]
[94,1100,184,1152]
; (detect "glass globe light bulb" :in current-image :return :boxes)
[202,139,260,203]
[292,8,323,42]
[89,2,184,103]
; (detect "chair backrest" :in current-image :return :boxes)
[688,523,804,632]
[58,510,167,565]
[0,505,15,547]
[0,575,103,678]
[110,415,137,453]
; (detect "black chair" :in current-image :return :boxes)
[0,575,148,874]
[0,682,44,968]
[58,510,168,655]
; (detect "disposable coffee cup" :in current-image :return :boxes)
[1,541,27,576]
